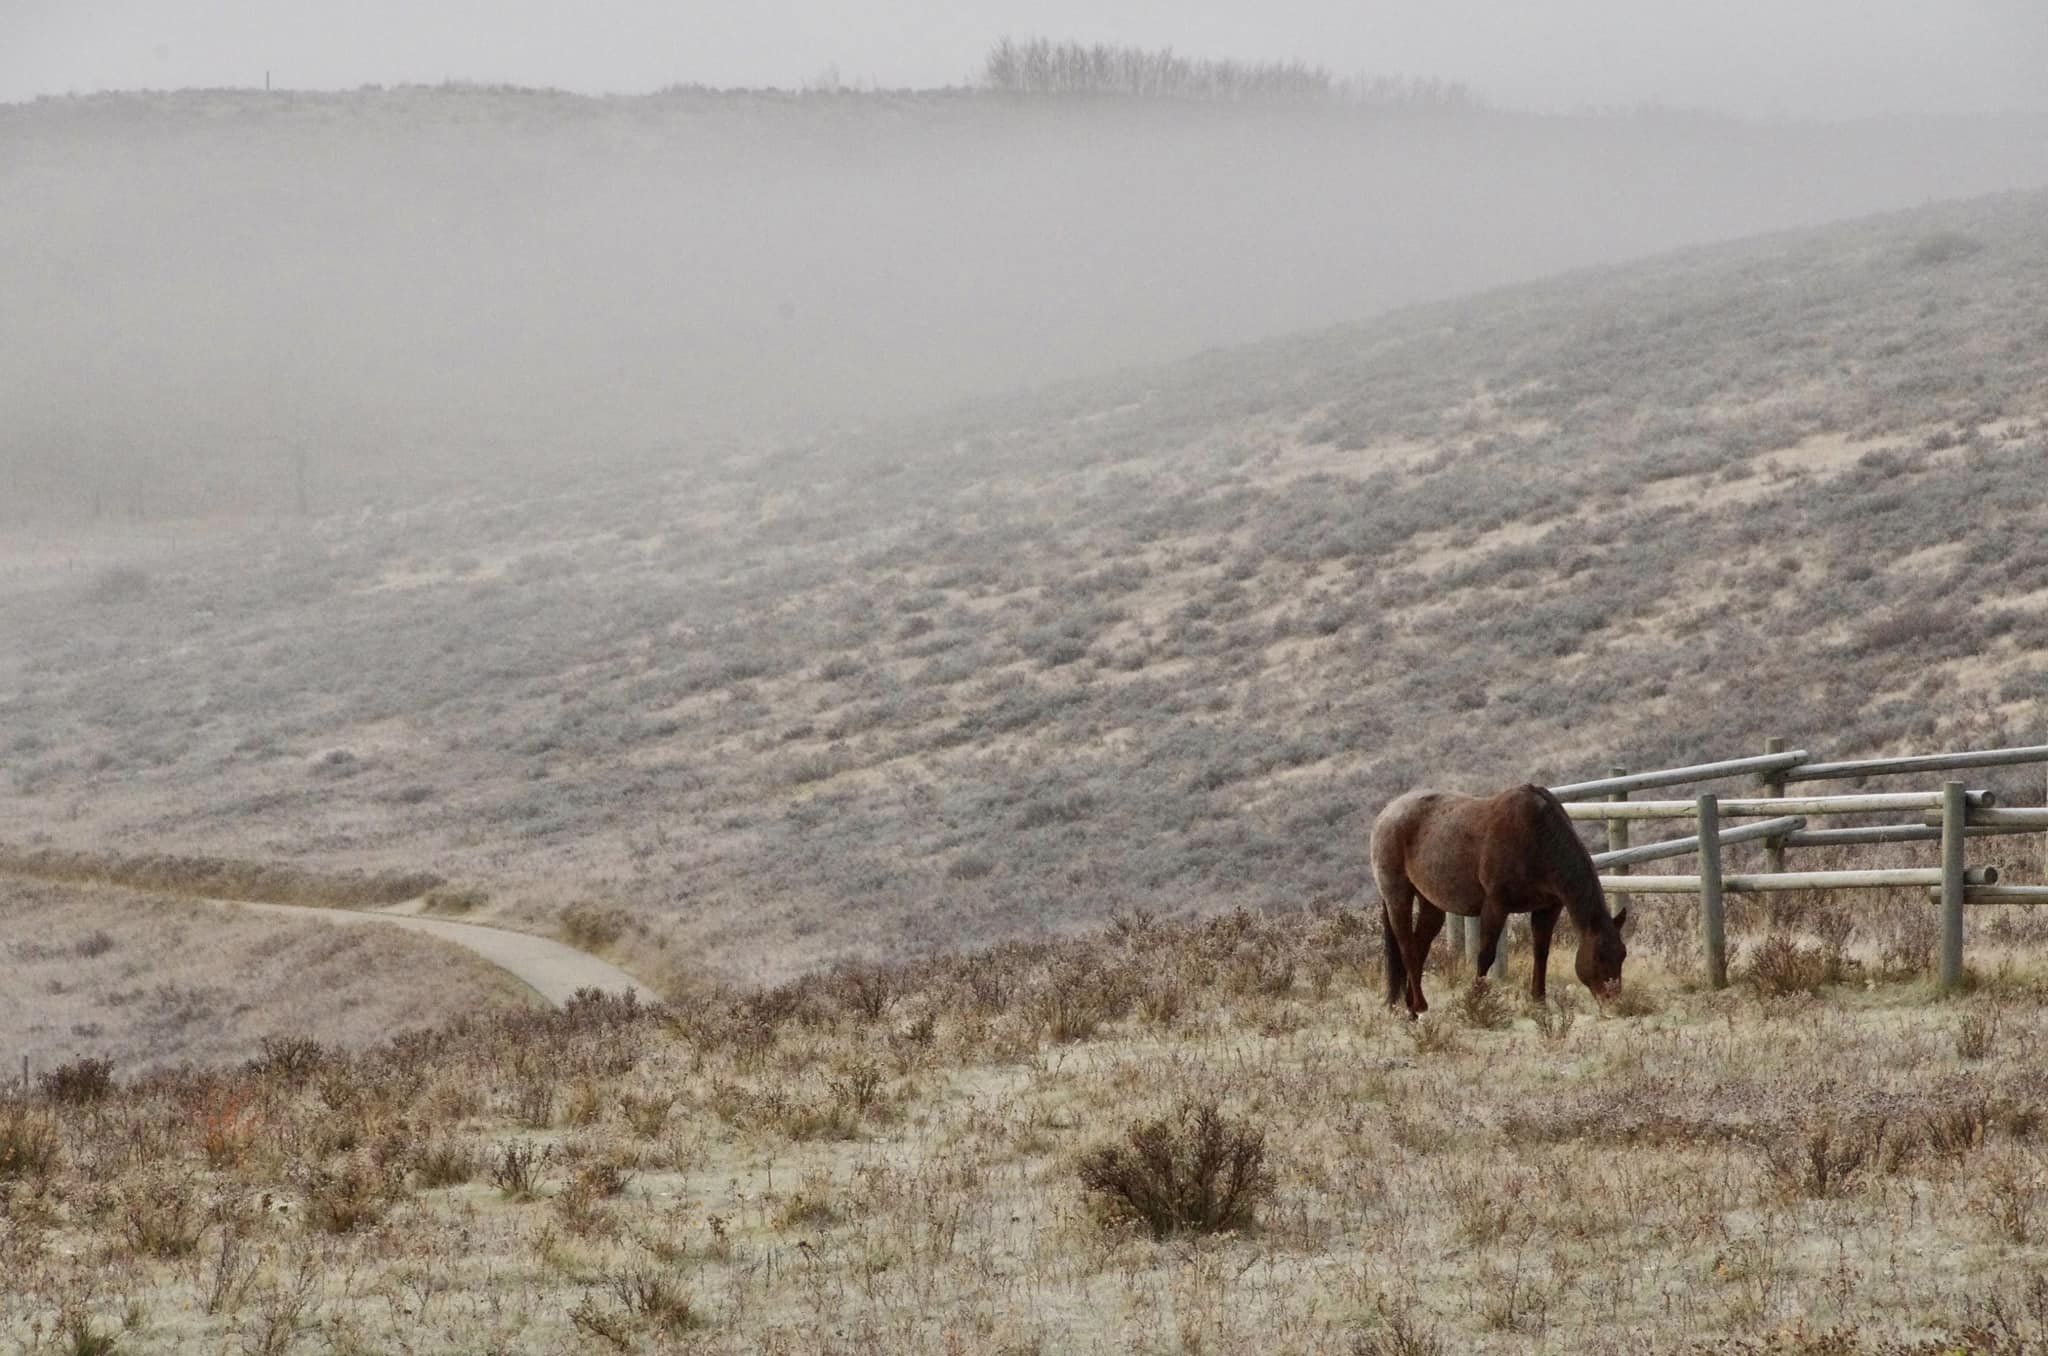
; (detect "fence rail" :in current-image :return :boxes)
[1591,815,1806,869]
[1549,750,1811,800]
[1784,745,2048,783]
[1560,790,1993,821]
[1539,739,2048,995]
[1600,866,1998,893]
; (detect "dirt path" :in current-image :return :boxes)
[219,900,658,1008]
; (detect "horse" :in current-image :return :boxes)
[1370,783,1627,1015]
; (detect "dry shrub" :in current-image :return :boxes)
[621,1092,675,1139]
[415,1139,477,1188]
[491,1141,548,1199]
[1977,1151,2045,1243]
[773,1171,842,1231]
[1408,1017,1463,1056]
[199,1092,261,1169]
[1956,1009,1997,1061]
[555,1176,620,1239]
[1531,994,1577,1047]
[1765,1114,1882,1200]
[1030,957,1132,1043]
[0,1102,61,1182]
[304,1154,402,1234]
[1922,1094,1994,1163]
[242,1253,321,1356]
[251,1036,325,1086]
[1352,1297,1447,1356]
[827,1059,886,1120]
[571,1267,701,1348]
[1605,984,1662,1018]
[1747,934,1827,996]
[834,962,894,1020]
[1443,1169,1524,1247]
[40,1055,115,1105]
[567,1080,605,1127]
[510,1058,557,1129]
[1457,979,1514,1031]
[120,1169,206,1257]
[1877,912,1937,981]
[1077,1099,1274,1239]
[1138,977,1188,1027]
[421,886,487,915]
[577,1159,632,1198]
[1225,949,1296,998]
[561,902,629,951]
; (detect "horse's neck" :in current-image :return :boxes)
[1545,825,1612,933]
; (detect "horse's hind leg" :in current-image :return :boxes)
[1380,904,1407,1009]
[1376,865,1421,1013]
[1409,902,1448,1013]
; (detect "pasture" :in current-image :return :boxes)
[9,900,2048,1354]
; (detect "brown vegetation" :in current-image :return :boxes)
[4,908,2048,1351]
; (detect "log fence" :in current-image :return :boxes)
[1525,737,2048,994]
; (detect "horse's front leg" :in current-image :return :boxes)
[1528,904,1561,1002]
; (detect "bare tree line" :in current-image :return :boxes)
[982,37,1477,108]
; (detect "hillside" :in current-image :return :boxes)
[4,187,2047,984]
[5,86,2048,519]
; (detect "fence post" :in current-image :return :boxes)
[1762,736,1787,874]
[1606,764,1631,927]
[1698,793,1728,989]
[1461,914,1505,980]
[1941,779,1967,994]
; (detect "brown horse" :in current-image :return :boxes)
[1370,783,1627,1014]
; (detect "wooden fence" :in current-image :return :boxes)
[1458,740,2048,993]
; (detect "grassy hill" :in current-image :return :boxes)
[4,187,2048,985]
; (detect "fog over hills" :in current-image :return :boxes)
[5,86,2047,518]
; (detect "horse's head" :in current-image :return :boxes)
[1574,907,1628,1000]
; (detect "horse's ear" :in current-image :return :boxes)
[1612,906,1630,931]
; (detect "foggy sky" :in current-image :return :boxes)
[8,0,2048,118]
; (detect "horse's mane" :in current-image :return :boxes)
[1529,786,1617,933]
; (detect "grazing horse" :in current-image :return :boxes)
[1370,783,1627,1015]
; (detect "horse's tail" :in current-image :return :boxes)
[1382,904,1405,1000]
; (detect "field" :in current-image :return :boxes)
[7,168,2048,1351]
[11,886,2048,1354]
[0,879,533,1072]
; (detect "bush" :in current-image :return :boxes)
[251,1036,326,1086]
[491,1141,547,1199]
[561,903,629,951]
[1456,978,1514,1031]
[304,1155,401,1234]
[40,1055,115,1104]
[422,887,486,915]
[1078,1099,1275,1239]
[85,564,150,605]
[0,1103,61,1182]
[1909,230,1985,267]
[121,1170,206,1257]
[1747,934,1827,996]
[415,1139,477,1188]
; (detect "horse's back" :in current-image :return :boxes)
[1371,788,1445,858]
